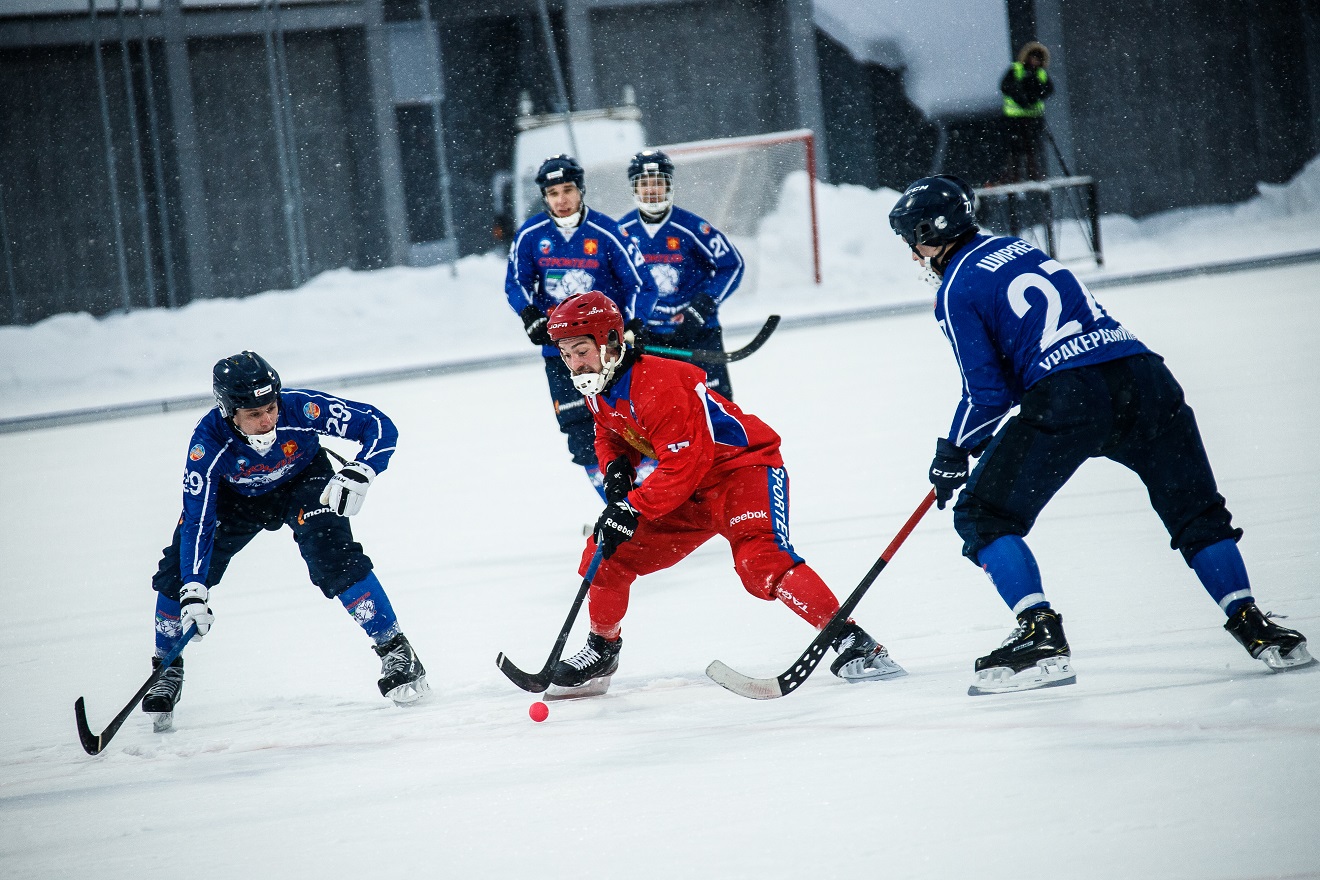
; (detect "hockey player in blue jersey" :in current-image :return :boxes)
[142,352,428,730]
[618,149,745,398]
[505,154,658,496]
[888,175,1314,695]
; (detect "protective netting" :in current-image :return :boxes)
[517,130,819,291]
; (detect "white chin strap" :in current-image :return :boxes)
[919,255,943,289]
[553,207,583,230]
[571,344,624,396]
[246,427,278,455]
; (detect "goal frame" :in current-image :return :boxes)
[655,128,821,285]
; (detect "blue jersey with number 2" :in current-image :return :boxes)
[936,234,1149,450]
[178,389,397,584]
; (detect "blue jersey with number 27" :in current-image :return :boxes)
[936,234,1150,451]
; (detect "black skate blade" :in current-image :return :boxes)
[151,711,174,733]
[968,657,1076,696]
[544,676,613,701]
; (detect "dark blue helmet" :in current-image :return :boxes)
[888,175,978,248]
[628,149,675,215]
[535,154,585,195]
[213,351,281,418]
[627,149,674,182]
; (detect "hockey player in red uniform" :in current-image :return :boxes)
[543,291,907,692]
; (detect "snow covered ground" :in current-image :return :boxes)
[2,163,1319,878]
[2,156,1317,420]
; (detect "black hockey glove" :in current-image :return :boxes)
[602,456,637,505]
[593,500,639,560]
[520,304,552,347]
[929,437,970,510]
[671,294,717,347]
[624,317,650,347]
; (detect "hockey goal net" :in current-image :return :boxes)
[521,129,821,292]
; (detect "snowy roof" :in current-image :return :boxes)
[814,0,1012,117]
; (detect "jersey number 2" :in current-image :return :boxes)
[1007,259,1103,352]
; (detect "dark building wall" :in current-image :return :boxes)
[815,28,938,190]
[434,14,528,257]
[0,41,164,323]
[187,31,363,298]
[589,0,797,146]
[1059,0,1317,216]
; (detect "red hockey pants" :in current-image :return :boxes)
[578,465,842,638]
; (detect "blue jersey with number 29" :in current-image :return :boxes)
[936,234,1149,451]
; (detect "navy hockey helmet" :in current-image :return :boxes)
[535,154,585,196]
[628,149,675,216]
[213,351,281,418]
[627,149,675,182]
[888,175,978,249]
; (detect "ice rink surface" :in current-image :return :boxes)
[2,262,1318,878]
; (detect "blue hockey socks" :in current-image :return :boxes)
[154,592,183,657]
[978,535,1048,615]
[1190,539,1252,616]
[338,572,400,645]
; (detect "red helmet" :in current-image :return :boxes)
[547,291,625,348]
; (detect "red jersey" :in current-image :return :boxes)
[587,355,783,520]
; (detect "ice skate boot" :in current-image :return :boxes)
[547,632,621,698]
[374,633,430,705]
[142,655,184,732]
[1224,603,1315,671]
[830,622,907,682]
[969,606,1076,695]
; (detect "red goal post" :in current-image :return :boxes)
[567,129,822,289]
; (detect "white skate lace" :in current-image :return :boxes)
[382,645,413,676]
[146,666,182,697]
[564,644,602,671]
[1000,622,1028,648]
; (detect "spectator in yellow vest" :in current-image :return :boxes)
[999,42,1054,182]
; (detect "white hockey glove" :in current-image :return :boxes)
[319,460,376,517]
[179,582,214,639]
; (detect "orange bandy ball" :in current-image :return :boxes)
[529,701,549,722]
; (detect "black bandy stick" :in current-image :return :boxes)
[642,314,781,364]
[75,625,196,755]
[706,490,936,699]
[496,547,605,693]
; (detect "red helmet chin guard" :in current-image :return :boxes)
[547,291,625,349]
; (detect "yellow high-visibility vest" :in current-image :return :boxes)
[1003,63,1048,118]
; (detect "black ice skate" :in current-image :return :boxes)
[1224,603,1316,671]
[141,655,184,732]
[830,622,907,682]
[547,632,621,698]
[969,606,1076,696]
[374,633,430,705]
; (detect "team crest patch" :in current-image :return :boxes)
[584,239,598,255]
[189,444,205,461]
[666,237,680,250]
[700,222,711,235]
[539,239,553,254]
[303,402,321,419]
[281,440,298,456]
[237,458,249,469]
